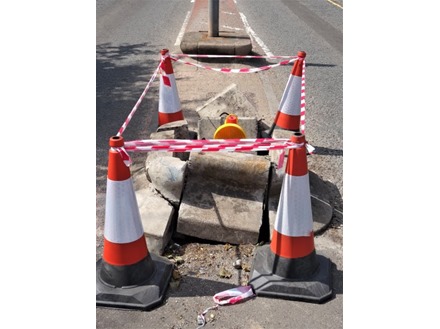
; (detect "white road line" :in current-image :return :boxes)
[239,11,278,116]
[223,25,243,31]
[326,0,343,9]
[174,11,191,46]
[239,12,274,57]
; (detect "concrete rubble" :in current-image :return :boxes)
[132,84,334,254]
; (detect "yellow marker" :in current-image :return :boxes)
[213,114,246,139]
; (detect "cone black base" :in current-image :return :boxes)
[249,244,333,303]
[96,253,173,311]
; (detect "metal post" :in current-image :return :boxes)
[208,0,219,37]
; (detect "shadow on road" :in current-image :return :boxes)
[168,276,237,298]
[311,145,343,157]
[96,42,161,193]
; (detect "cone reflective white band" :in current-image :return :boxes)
[300,59,306,134]
[274,174,313,237]
[158,72,181,115]
[278,74,302,117]
[104,178,144,243]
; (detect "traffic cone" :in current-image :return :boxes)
[268,51,306,136]
[158,49,185,127]
[96,136,173,311]
[249,132,333,303]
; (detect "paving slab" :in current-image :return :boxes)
[151,123,193,161]
[136,187,176,256]
[177,152,271,244]
[132,162,176,256]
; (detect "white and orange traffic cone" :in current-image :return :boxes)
[158,49,185,127]
[249,132,332,303]
[96,136,173,311]
[268,51,306,136]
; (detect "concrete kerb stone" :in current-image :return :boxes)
[136,187,176,256]
[180,31,252,56]
[131,165,175,256]
[154,120,194,161]
[145,156,188,207]
[156,119,189,134]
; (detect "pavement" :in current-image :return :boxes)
[96,0,343,328]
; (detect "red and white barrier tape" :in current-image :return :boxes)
[183,55,314,155]
[197,305,218,329]
[113,147,132,167]
[116,138,303,167]
[125,137,292,146]
[196,286,255,328]
[300,59,306,135]
[116,59,163,137]
[298,59,315,154]
[213,285,255,305]
[173,53,297,60]
[123,138,303,153]
[170,54,297,74]
[115,52,314,154]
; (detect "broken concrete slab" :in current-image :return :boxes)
[131,164,175,255]
[177,152,271,244]
[196,83,258,119]
[145,150,173,176]
[149,129,190,162]
[130,161,150,192]
[157,119,189,136]
[145,156,187,207]
[135,187,176,256]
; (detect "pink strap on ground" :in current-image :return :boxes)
[213,285,255,305]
